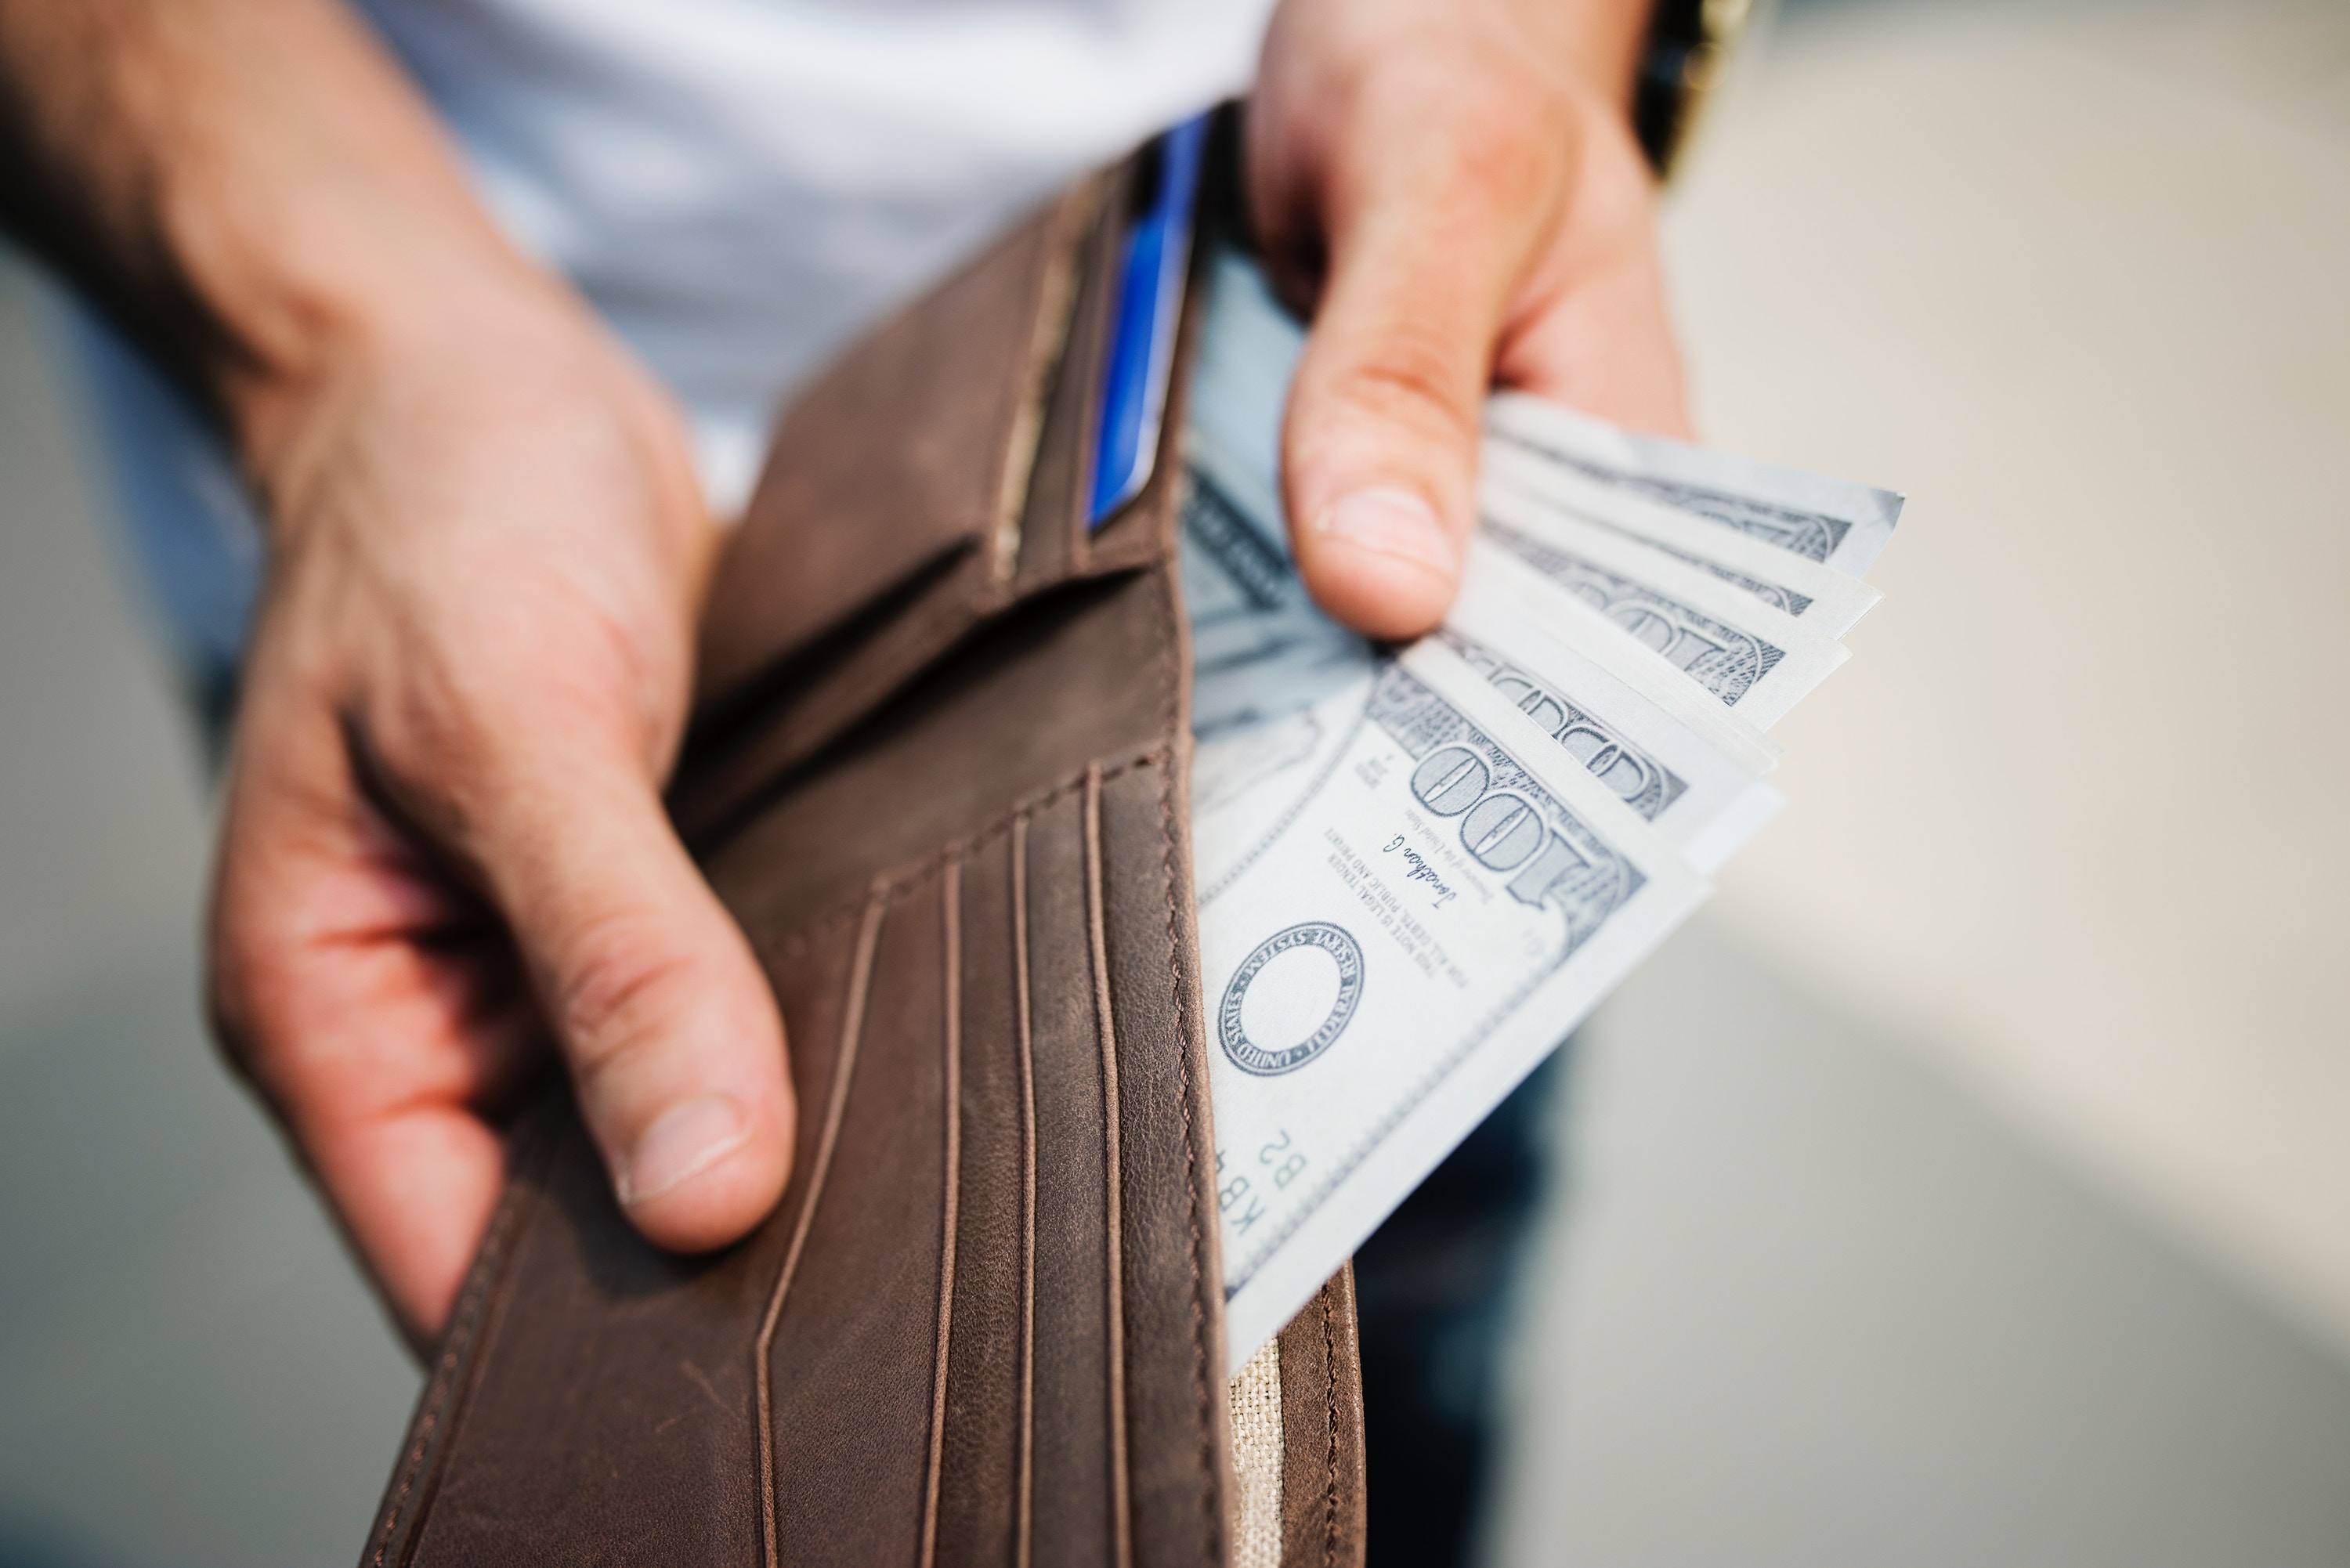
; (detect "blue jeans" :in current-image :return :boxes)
[1353,1047,1566,1566]
[41,287,262,761]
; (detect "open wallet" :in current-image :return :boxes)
[361,113,1368,1568]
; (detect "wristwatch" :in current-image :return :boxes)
[1633,0,1757,181]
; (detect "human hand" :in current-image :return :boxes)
[208,276,794,1347]
[0,0,793,1351]
[1250,0,1692,638]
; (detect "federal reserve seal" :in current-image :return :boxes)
[1217,922,1366,1076]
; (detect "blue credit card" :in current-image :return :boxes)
[1088,114,1211,528]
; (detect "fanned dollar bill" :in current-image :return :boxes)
[1481,439,1884,637]
[1197,641,1709,1364]
[1184,247,1305,524]
[1179,244,1897,1371]
[1484,389,1904,578]
[1479,482,1850,730]
[1179,434,1784,891]
[1450,544,1784,874]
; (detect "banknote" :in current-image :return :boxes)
[1184,246,1303,526]
[1478,480,1850,729]
[1448,543,1784,874]
[1484,389,1904,578]
[1178,239,1890,1369]
[1180,439,1784,885]
[1181,453,1369,752]
[1481,439,1884,637]
[1180,457,1378,901]
[1195,638,1709,1367]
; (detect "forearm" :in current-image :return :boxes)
[0,0,541,464]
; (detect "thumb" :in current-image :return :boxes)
[1279,132,1555,640]
[478,740,793,1252]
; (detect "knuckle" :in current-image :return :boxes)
[1437,95,1556,203]
[1324,334,1482,448]
[555,919,703,1081]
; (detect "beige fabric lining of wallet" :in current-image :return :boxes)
[1227,1342,1285,1566]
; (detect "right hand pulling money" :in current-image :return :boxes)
[1249,0,1692,639]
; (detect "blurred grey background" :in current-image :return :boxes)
[2,0,2346,1563]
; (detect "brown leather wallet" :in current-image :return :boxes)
[360,125,1368,1568]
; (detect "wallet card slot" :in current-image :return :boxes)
[1072,178,1214,582]
[1009,163,1124,602]
[1021,784,1127,1568]
[764,871,958,1566]
[755,892,884,1568]
[685,175,1122,836]
[993,175,1108,594]
[923,860,967,1568]
[1097,753,1231,1568]
[1083,768,1137,1568]
[932,831,1034,1567]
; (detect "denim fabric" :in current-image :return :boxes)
[41,290,261,755]
[1353,1047,1567,1566]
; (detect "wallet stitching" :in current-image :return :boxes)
[1321,1287,1341,1568]
[1152,762,1221,1555]
[1083,766,1134,1568]
[367,1114,544,1567]
[1012,817,1039,1568]
[1144,557,1223,1557]
[756,888,886,1568]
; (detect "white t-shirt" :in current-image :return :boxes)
[65,0,1278,685]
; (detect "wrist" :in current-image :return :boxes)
[1257,0,1650,155]
[237,274,710,581]
[1555,0,1658,117]
[161,121,565,497]
[220,239,582,512]
[1491,0,1655,122]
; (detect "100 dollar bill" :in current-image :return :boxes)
[1180,469,1783,894]
[1448,544,1784,874]
[1480,480,1850,729]
[1481,439,1884,637]
[1196,640,1708,1368]
[1484,390,1904,577]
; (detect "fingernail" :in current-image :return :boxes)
[618,1094,750,1208]
[1312,487,1459,577]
